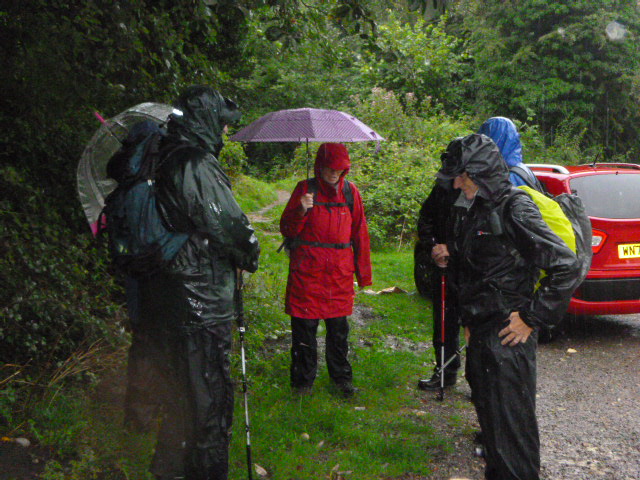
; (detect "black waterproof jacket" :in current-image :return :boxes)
[416,182,459,255]
[445,135,579,329]
[141,87,260,327]
[414,183,458,297]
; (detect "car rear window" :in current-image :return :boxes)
[570,173,640,219]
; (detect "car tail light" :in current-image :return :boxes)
[592,229,607,254]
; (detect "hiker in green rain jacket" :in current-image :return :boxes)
[138,85,260,480]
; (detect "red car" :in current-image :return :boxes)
[529,163,640,316]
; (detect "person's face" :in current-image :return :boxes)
[321,166,344,186]
[453,171,479,200]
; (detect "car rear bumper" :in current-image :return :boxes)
[569,276,640,315]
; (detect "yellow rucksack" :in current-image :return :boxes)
[497,185,592,290]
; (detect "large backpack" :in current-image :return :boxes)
[100,120,189,278]
[495,185,593,292]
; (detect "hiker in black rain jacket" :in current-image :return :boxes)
[435,134,579,480]
[139,85,260,480]
[414,182,462,390]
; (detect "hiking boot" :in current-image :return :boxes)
[417,372,457,391]
[334,382,357,398]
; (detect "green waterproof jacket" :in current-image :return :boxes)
[140,86,260,328]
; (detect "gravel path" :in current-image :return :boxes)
[418,313,640,480]
[537,315,640,480]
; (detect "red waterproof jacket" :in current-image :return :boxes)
[280,143,372,319]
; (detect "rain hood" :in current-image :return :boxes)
[478,117,522,167]
[168,85,241,158]
[314,143,351,198]
[437,134,512,203]
[478,117,537,187]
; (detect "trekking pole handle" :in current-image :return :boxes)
[236,269,245,328]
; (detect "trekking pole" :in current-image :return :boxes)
[436,272,446,401]
[235,270,253,480]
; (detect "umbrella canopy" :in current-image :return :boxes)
[229,108,383,143]
[77,102,177,235]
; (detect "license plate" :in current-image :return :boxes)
[618,243,640,258]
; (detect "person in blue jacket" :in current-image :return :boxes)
[478,117,543,191]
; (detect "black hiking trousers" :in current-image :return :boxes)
[124,328,164,432]
[466,319,540,480]
[290,316,352,388]
[124,277,164,433]
[151,322,234,480]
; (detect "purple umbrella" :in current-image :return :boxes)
[229,108,383,176]
[229,108,383,143]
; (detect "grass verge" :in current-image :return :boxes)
[2,177,467,480]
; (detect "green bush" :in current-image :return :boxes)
[0,166,126,369]
[520,119,599,166]
[346,88,471,248]
[219,136,249,175]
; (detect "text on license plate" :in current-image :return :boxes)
[618,243,640,258]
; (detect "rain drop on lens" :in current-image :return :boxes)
[606,21,627,41]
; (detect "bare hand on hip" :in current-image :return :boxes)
[499,311,533,346]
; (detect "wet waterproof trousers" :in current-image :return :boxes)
[151,322,234,480]
[466,320,540,480]
[431,277,461,374]
[124,328,163,432]
[290,316,352,388]
[123,276,164,432]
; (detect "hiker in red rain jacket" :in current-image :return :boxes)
[280,142,372,398]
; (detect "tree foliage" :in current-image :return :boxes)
[0,0,254,225]
[348,88,471,247]
[0,166,123,367]
[2,0,640,373]
[460,0,640,158]
[356,11,471,111]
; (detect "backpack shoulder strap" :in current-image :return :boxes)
[307,177,354,212]
[510,165,546,193]
[343,180,354,213]
[488,188,531,264]
[138,133,163,180]
[490,188,525,236]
